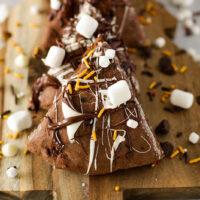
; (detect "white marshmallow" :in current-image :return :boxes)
[187,48,197,58]
[50,0,61,10]
[105,49,116,59]
[107,80,131,108]
[176,9,192,21]
[30,5,39,15]
[0,4,9,23]
[7,111,32,132]
[2,143,18,157]
[184,18,194,28]
[15,54,29,68]
[170,89,194,109]
[76,14,98,39]
[62,102,83,143]
[6,167,18,178]
[126,119,138,129]
[172,0,194,7]
[189,132,199,144]
[154,37,166,48]
[43,46,65,68]
[191,25,200,35]
[99,56,110,68]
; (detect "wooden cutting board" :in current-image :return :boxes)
[0,0,200,200]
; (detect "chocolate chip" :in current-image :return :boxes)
[155,120,170,134]
[160,142,174,157]
[175,49,186,55]
[176,132,183,138]
[164,107,175,113]
[161,87,171,91]
[196,95,200,105]
[184,152,189,163]
[164,27,175,39]
[141,70,153,77]
[140,45,152,59]
[159,56,176,75]
[154,81,162,89]
[147,92,153,101]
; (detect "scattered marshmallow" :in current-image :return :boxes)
[191,25,200,35]
[15,54,29,68]
[50,0,61,10]
[7,111,32,132]
[176,9,192,21]
[107,80,132,108]
[2,143,18,157]
[154,37,166,48]
[184,18,194,28]
[189,132,200,144]
[172,0,194,7]
[187,48,200,62]
[0,4,9,23]
[105,49,116,59]
[43,46,65,68]
[99,56,110,68]
[30,5,39,15]
[170,89,194,109]
[126,119,138,129]
[6,167,18,178]
[76,14,98,39]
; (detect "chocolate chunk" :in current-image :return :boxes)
[164,27,175,39]
[159,56,176,75]
[141,70,153,77]
[196,95,200,105]
[164,107,175,113]
[184,152,189,163]
[176,132,183,138]
[155,120,170,134]
[160,142,174,157]
[140,45,152,59]
[175,49,186,55]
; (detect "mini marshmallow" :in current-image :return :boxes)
[2,143,18,157]
[30,5,39,15]
[7,111,32,132]
[0,4,9,23]
[107,80,131,108]
[191,25,200,35]
[176,9,192,21]
[99,56,110,68]
[126,119,138,129]
[184,18,194,28]
[50,0,61,10]
[189,132,199,144]
[76,14,98,39]
[105,49,116,59]
[6,167,18,178]
[154,37,166,48]
[170,89,194,109]
[172,0,194,7]
[15,54,29,68]
[43,46,65,68]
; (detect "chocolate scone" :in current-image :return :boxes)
[27,36,163,175]
[31,5,139,111]
[42,0,145,50]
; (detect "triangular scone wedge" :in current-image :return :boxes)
[27,36,163,175]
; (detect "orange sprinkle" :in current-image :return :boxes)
[170,84,175,89]
[97,107,105,118]
[11,42,17,47]
[151,163,156,168]
[13,72,24,79]
[83,58,91,69]
[77,69,88,78]
[150,9,157,16]
[164,91,172,96]
[127,47,137,53]
[16,22,22,27]
[68,84,72,94]
[146,2,153,12]
[24,148,29,155]
[170,150,180,158]
[29,22,38,28]
[75,79,80,91]
[113,130,117,141]
[3,115,8,119]
[0,151,2,154]
[189,157,200,164]
[78,85,90,89]
[0,140,3,144]
[171,64,178,72]
[83,70,95,80]
[142,42,151,47]
[180,65,187,73]
[161,95,166,103]
[14,132,19,139]
[138,16,152,25]
[178,145,185,154]
[115,185,120,192]
[33,46,39,57]
[87,49,95,57]
[94,76,98,81]
[7,133,13,139]
[92,130,97,142]
[149,81,157,89]
[0,155,2,159]
[16,46,24,55]
[4,67,10,74]
[162,50,172,57]
[0,57,4,62]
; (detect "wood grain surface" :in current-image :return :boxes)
[0,0,200,200]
